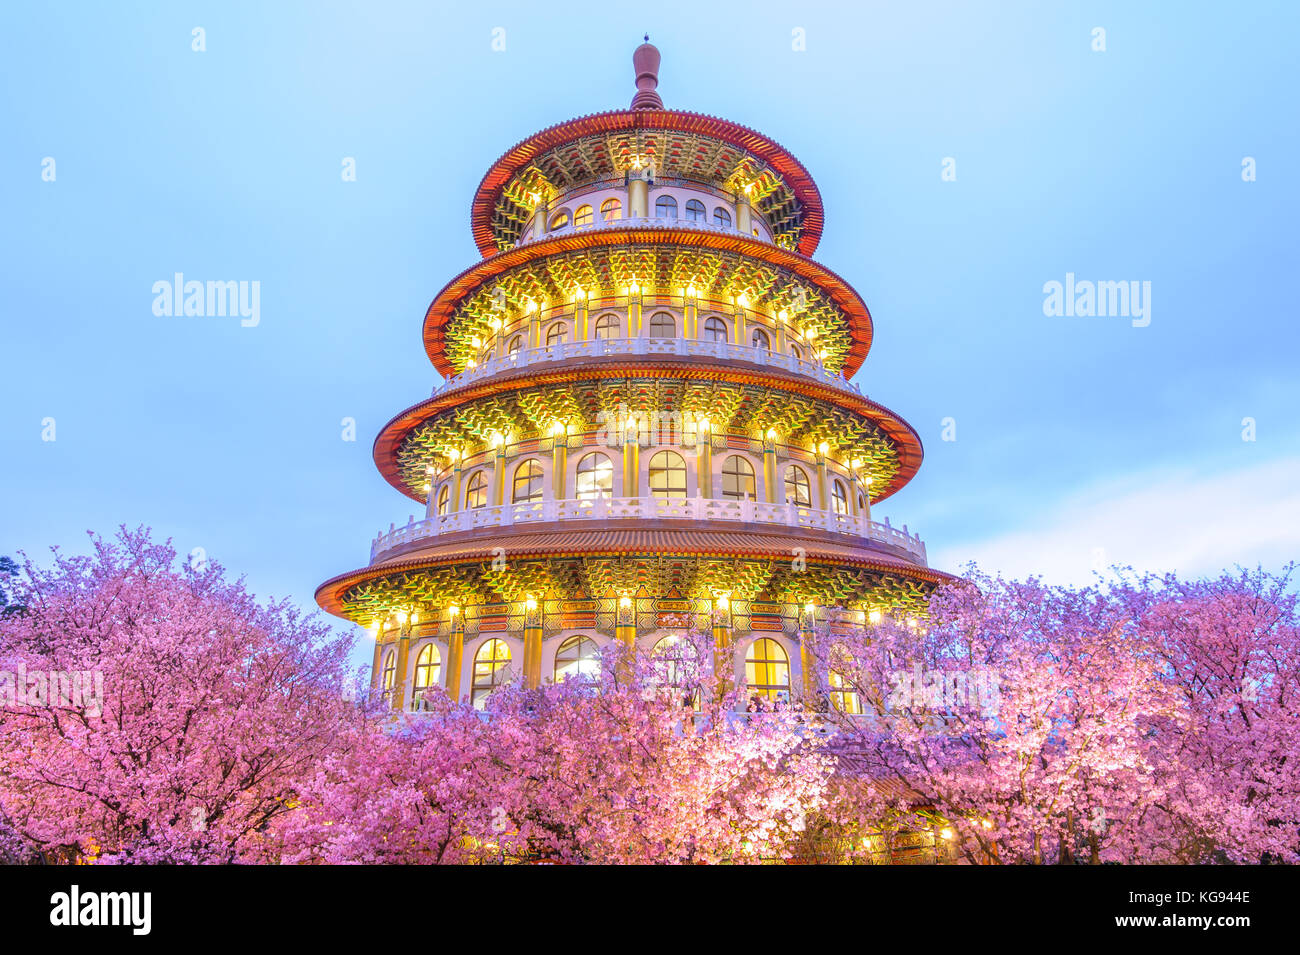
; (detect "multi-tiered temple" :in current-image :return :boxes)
[317,40,945,710]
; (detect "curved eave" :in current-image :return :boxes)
[424,226,872,377]
[372,358,923,504]
[470,108,825,258]
[315,528,951,619]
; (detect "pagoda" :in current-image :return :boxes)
[316,39,946,710]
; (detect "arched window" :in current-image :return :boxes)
[465,470,488,510]
[436,485,450,516]
[828,645,862,715]
[412,643,441,710]
[832,479,849,515]
[751,328,770,351]
[593,313,620,339]
[554,634,601,682]
[789,343,804,362]
[471,639,512,708]
[648,311,676,338]
[549,209,570,231]
[858,492,867,511]
[702,316,728,343]
[574,204,593,227]
[654,195,678,219]
[512,459,544,504]
[685,199,706,222]
[784,465,811,506]
[713,206,732,229]
[600,198,621,222]
[575,452,613,500]
[507,335,523,355]
[380,649,396,699]
[745,638,790,703]
[545,322,568,346]
[651,634,699,708]
[721,455,756,501]
[648,450,687,499]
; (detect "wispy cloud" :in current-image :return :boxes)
[933,456,1300,585]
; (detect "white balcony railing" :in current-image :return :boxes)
[370,495,927,566]
[432,336,863,400]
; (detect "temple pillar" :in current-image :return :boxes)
[623,425,639,496]
[523,599,543,689]
[799,604,818,704]
[369,636,384,692]
[552,430,567,499]
[492,444,507,506]
[444,611,464,704]
[736,188,752,235]
[449,458,462,513]
[392,631,411,711]
[696,420,712,497]
[615,597,636,650]
[684,294,698,340]
[628,176,648,219]
[763,433,779,504]
[575,297,589,340]
[815,448,829,511]
[631,287,644,337]
[712,599,733,701]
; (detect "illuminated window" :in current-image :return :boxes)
[600,198,621,222]
[654,195,678,218]
[412,643,441,710]
[554,634,601,682]
[512,459,544,504]
[784,465,811,506]
[751,328,770,350]
[436,485,449,516]
[648,311,676,338]
[471,639,512,708]
[651,635,699,708]
[380,649,396,700]
[828,645,862,715]
[574,204,593,227]
[721,455,756,501]
[575,452,613,500]
[685,199,706,222]
[465,470,488,510]
[832,480,849,515]
[745,638,790,702]
[648,450,687,499]
[713,206,732,229]
[702,316,728,343]
[549,209,570,230]
[545,322,568,346]
[594,313,620,339]
[507,335,523,355]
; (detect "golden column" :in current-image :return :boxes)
[444,607,464,703]
[449,453,463,514]
[630,285,644,337]
[799,602,819,703]
[815,442,829,511]
[551,424,567,499]
[683,287,698,339]
[696,418,712,498]
[712,595,733,700]
[735,185,752,235]
[522,596,543,689]
[492,438,507,506]
[369,632,384,692]
[575,292,589,340]
[615,595,636,650]
[392,615,413,711]
[623,417,639,497]
[763,429,779,503]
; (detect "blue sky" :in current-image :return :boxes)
[2,2,1297,667]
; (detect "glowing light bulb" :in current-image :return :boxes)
[803,602,815,615]
[619,596,632,609]
[818,441,829,456]
[525,596,537,611]
[697,418,710,433]
[448,605,460,617]
[687,285,698,299]
[868,610,883,625]
[395,610,409,625]
[765,428,778,442]
[941,828,954,841]
[716,594,730,611]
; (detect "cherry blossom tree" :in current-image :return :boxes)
[0,528,366,863]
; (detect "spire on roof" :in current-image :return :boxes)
[630,37,663,110]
